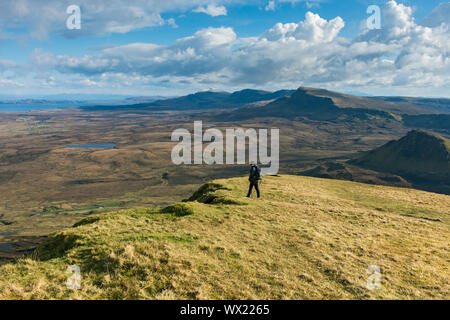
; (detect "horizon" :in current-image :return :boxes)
[0,0,449,98]
[1,86,450,102]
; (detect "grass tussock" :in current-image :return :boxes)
[161,203,195,217]
[186,182,243,205]
[0,175,449,300]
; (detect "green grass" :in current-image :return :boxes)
[161,203,195,217]
[0,175,448,300]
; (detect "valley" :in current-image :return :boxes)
[0,87,449,264]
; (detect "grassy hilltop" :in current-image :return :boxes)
[0,175,448,300]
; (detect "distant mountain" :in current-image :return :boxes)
[122,96,170,104]
[80,89,295,111]
[147,89,296,110]
[0,96,164,106]
[350,130,450,185]
[292,87,450,115]
[402,114,450,135]
[78,87,450,123]
[214,87,450,135]
[372,96,450,114]
[148,90,231,110]
[219,87,396,121]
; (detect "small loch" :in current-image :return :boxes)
[0,244,15,249]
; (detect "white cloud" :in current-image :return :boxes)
[30,27,237,78]
[193,4,228,16]
[0,0,237,39]
[0,79,24,87]
[80,79,99,87]
[2,1,449,96]
[167,18,179,28]
[265,1,276,11]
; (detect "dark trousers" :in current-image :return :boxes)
[247,180,260,198]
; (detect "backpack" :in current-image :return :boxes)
[252,166,262,180]
[256,166,262,180]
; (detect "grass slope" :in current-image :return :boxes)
[0,175,448,299]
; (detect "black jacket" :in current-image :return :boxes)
[249,166,262,183]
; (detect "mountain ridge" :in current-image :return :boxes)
[218,87,398,122]
[79,86,450,115]
[146,89,296,110]
[299,87,450,114]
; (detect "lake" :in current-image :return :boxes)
[0,103,83,112]
[66,143,117,149]
[0,244,15,249]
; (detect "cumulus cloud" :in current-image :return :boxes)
[30,27,237,78]
[193,4,228,16]
[262,12,345,42]
[2,1,449,95]
[0,0,237,39]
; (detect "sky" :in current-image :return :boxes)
[0,0,449,98]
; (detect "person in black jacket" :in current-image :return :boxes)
[247,163,261,198]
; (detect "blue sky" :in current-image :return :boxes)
[0,0,449,97]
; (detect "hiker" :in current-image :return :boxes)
[247,163,262,198]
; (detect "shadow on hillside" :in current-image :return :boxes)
[300,161,450,195]
[0,235,46,265]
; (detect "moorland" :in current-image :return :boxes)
[0,87,449,264]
